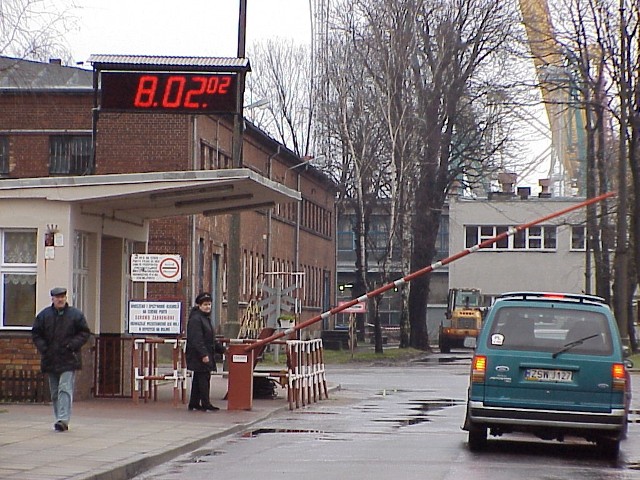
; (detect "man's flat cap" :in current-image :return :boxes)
[50,287,67,296]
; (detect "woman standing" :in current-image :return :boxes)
[186,292,225,411]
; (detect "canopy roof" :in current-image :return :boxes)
[0,169,299,225]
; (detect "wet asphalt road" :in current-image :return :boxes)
[133,352,640,480]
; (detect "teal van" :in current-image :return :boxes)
[463,292,631,457]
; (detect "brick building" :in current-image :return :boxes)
[0,56,336,400]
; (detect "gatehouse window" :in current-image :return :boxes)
[1,229,37,329]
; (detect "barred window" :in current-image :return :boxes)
[50,136,92,175]
[0,136,8,175]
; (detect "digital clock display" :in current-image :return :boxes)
[100,71,238,113]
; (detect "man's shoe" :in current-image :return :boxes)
[54,421,68,431]
[202,404,220,411]
[188,405,205,411]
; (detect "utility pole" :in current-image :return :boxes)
[614,0,629,342]
[225,0,247,336]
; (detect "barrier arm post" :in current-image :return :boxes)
[227,339,255,410]
[225,192,614,410]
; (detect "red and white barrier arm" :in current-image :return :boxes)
[245,191,616,353]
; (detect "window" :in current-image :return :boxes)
[0,136,8,176]
[369,216,390,251]
[50,136,92,175]
[513,226,556,250]
[1,230,37,329]
[73,232,90,313]
[571,225,586,251]
[465,225,557,251]
[337,232,354,251]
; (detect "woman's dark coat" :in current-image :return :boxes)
[32,304,91,374]
[186,306,225,372]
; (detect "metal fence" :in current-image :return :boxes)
[94,335,134,398]
[0,370,50,403]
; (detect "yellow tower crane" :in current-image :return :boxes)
[518,0,586,195]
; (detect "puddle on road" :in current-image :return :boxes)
[409,398,464,410]
[415,356,470,364]
[373,398,464,428]
[242,428,326,437]
[180,449,226,464]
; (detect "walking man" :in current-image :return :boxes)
[32,287,91,432]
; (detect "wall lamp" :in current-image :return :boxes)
[174,193,253,208]
[203,201,276,216]
[149,184,234,201]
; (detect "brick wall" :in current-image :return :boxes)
[0,337,40,372]
[0,335,95,400]
[97,114,191,174]
[0,75,336,399]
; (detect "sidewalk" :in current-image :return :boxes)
[0,375,301,480]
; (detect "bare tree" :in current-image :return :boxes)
[0,0,76,62]
[403,0,520,349]
[246,39,314,157]
[316,0,520,350]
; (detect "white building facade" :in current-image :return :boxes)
[448,194,589,301]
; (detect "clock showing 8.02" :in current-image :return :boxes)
[100,71,238,113]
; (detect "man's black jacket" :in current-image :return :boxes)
[32,304,91,374]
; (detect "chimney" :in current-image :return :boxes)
[517,186,531,200]
[448,179,462,197]
[539,178,552,198]
[498,172,517,194]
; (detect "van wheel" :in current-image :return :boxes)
[597,438,620,459]
[439,339,450,353]
[468,424,487,451]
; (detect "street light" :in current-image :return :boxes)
[244,98,270,110]
[227,0,247,335]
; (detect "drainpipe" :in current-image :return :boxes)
[266,146,281,276]
[295,171,301,273]
[190,116,198,311]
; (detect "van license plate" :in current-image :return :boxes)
[525,368,573,382]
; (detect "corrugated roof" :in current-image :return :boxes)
[88,55,250,72]
[0,56,92,91]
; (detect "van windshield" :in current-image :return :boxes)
[486,306,613,355]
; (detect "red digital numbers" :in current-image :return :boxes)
[100,71,237,113]
[132,74,233,110]
[133,76,157,107]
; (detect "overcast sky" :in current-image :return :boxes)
[67,0,312,65]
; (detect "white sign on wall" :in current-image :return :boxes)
[128,301,182,335]
[131,254,182,282]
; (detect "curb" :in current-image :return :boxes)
[80,382,342,480]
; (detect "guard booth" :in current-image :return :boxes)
[0,170,299,400]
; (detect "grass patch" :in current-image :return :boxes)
[257,346,427,366]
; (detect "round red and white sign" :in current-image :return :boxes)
[158,257,180,279]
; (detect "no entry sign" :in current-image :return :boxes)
[131,254,182,282]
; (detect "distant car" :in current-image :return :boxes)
[463,292,631,458]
